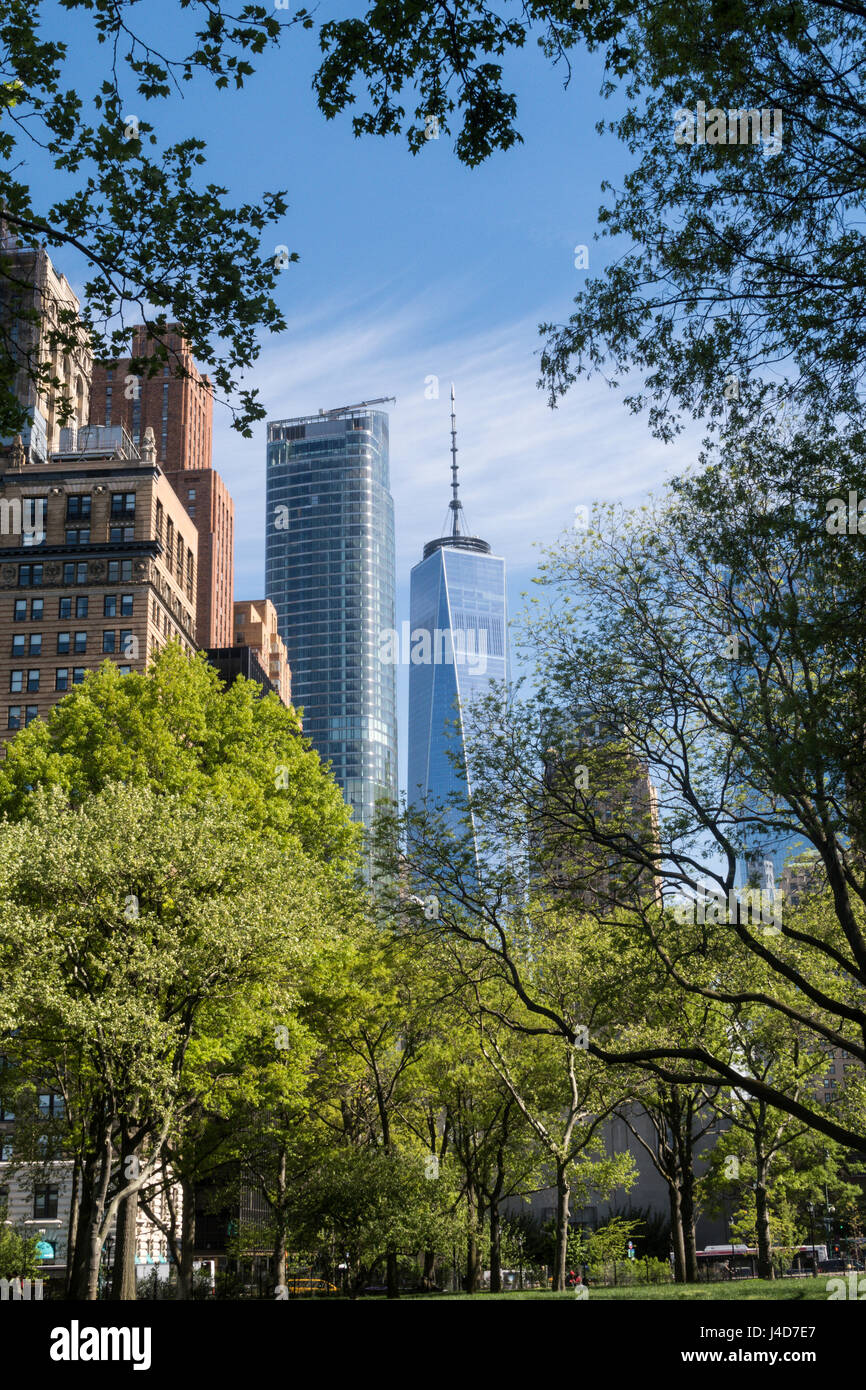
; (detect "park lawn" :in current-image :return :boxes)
[422,1278,830,1301]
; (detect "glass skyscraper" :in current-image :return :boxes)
[266,406,397,827]
[407,388,508,846]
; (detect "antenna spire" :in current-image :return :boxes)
[449,382,463,537]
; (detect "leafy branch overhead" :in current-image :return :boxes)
[0,0,314,437]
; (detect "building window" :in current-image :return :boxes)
[119,630,132,656]
[187,505,196,518]
[18,564,43,587]
[33,1186,59,1219]
[72,668,85,685]
[58,598,72,620]
[111,492,136,517]
[7,706,20,730]
[11,635,25,657]
[120,594,134,617]
[9,671,22,693]
[62,562,87,585]
[107,560,132,582]
[27,670,39,692]
[102,631,116,653]
[109,525,135,543]
[37,1093,64,1117]
[25,705,37,726]
[76,596,88,618]
[55,669,69,691]
[66,496,91,521]
[187,488,196,500]
[0,1141,12,1161]
[28,634,41,656]
[104,595,117,618]
[31,599,43,621]
[73,633,87,654]
[13,600,25,621]
[118,666,131,676]
[57,633,70,654]
[65,528,91,545]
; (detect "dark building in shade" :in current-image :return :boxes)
[204,644,275,699]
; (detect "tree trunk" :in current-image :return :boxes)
[109,1188,138,1300]
[175,1174,196,1300]
[67,1156,95,1298]
[421,1249,437,1291]
[465,1182,482,1292]
[65,1153,81,1297]
[755,1145,774,1280]
[554,1159,570,1292]
[489,1201,502,1294]
[87,1221,103,1301]
[386,1249,400,1299]
[668,1184,686,1284]
[270,1150,288,1295]
[680,1161,698,1284]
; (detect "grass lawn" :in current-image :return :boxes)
[416,1277,831,1301]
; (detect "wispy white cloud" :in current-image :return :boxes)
[213,286,700,603]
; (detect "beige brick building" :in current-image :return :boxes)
[0,423,197,739]
[232,598,291,706]
[0,238,92,462]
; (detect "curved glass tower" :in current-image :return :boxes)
[266,406,397,828]
[407,388,507,846]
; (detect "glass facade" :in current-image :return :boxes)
[265,410,397,827]
[737,819,812,893]
[407,540,507,845]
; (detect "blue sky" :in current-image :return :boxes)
[37,2,699,790]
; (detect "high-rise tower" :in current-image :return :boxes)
[407,387,507,840]
[265,403,397,827]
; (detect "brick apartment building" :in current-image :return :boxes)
[89,326,233,648]
[165,466,234,647]
[0,423,198,738]
[89,325,212,471]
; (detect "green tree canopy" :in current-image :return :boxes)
[0,645,358,865]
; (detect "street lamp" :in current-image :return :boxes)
[806,1203,817,1276]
